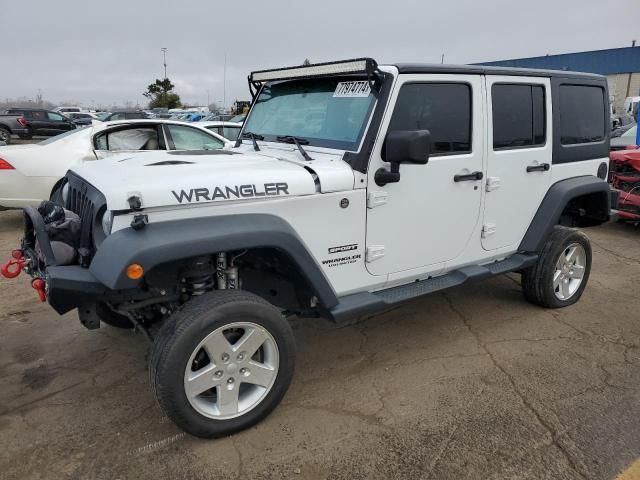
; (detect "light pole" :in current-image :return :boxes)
[223,53,227,113]
[161,48,168,79]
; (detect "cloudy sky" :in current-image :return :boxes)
[2,0,637,108]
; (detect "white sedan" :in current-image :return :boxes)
[0,119,231,209]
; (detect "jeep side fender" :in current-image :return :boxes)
[519,176,610,253]
[89,214,338,308]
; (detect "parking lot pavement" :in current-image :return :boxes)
[0,209,639,480]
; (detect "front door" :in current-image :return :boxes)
[366,74,485,277]
[481,76,552,251]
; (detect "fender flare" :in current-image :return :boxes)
[89,214,338,309]
[519,175,610,253]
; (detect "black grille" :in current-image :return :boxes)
[61,172,107,267]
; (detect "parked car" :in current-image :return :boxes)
[611,125,638,151]
[228,113,247,123]
[202,113,234,121]
[2,108,76,139]
[198,121,243,141]
[609,148,640,221]
[0,119,231,209]
[95,112,111,121]
[0,113,30,144]
[66,112,101,127]
[55,106,83,114]
[101,111,150,121]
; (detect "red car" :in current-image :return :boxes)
[609,148,640,221]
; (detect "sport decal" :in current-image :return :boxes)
[328,244,358,254]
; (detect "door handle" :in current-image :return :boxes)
[526,163,550,173]
[454,171,483,182]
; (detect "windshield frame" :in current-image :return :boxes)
[242,74,379,152]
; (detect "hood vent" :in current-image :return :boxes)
[145,160,195,166]
[304,166,321,193]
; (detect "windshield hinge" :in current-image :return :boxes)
[367,191,388,209]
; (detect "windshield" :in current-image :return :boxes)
[243,77,376,150]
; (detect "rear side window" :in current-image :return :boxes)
[388,83,472,155]
[95,127,161,151]
[492,84,546,149]
[559,85,605,145]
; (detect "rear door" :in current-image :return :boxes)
[28,110,48,135]
[481,76,552,251]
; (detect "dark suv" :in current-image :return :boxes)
[5,108,76,138]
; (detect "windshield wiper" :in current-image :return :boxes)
[238,131,264,151]
[276,135,314,162]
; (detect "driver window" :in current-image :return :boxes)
[167,125,224,150]
[95,127,161,151]
[47,112,65,121]
[388,83,472,155]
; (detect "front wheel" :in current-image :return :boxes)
[522,226,592,308]
[149,290,295,438]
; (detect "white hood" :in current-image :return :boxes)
[69,146,355,211]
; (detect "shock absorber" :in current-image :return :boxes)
[184,257,215,296]
[216,253,227,289]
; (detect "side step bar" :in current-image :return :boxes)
[329,253,538,322]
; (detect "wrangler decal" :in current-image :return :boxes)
[171,183,290,203]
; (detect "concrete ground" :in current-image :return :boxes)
[0,209,639,480]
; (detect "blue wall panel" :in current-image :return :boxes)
[478,47,640,75]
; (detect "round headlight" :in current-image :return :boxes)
[101,210,113,235]
[61,182,69,204]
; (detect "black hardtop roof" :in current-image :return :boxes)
[394,63,605,80]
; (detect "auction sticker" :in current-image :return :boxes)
[333,81,371,98]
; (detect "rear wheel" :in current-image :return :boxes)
[522,226,592,308]
[0,127,10,144]
[149,290,295,438]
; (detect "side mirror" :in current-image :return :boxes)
[375,130,430,186]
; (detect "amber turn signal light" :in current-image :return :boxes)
[126,263,144,280]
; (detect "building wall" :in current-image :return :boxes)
[607,73,640,114]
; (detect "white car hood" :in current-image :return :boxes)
[70,147,355,210]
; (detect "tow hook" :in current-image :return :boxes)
[31,278,46,302]
[1,250,26,279]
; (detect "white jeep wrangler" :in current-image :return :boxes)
[5,58,615,437]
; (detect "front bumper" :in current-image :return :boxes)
[19,206,109,314]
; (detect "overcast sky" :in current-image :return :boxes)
[2,0,638,108]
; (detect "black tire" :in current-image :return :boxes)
[521,226,592,308]
[0,127,10,145]
[95,302,133,329]
[149,290,295,438]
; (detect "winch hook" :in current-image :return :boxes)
[1,250,25,279]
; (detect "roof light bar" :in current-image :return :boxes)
[250,58,378,83]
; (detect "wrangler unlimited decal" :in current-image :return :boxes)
[172,183,290,203]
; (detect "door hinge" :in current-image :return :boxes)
[367,191,388,209]
[482,223,497,238]
[366,245,385,263]
[486,177,501,192]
